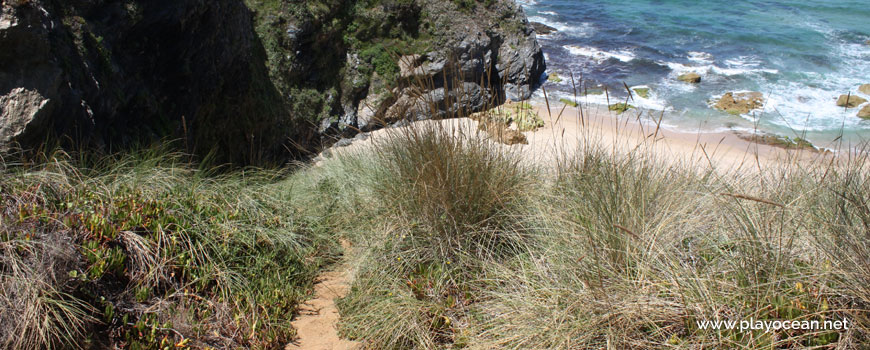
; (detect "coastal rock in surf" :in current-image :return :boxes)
[859,105,870,119]
[632,87,651,99]
[714,92,764,115]
[859,84,870,95]
[678,73,701,83]
[836,95,867,108]
[530,22,557,35]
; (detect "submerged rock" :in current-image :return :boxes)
[678,73,701,83]
[633,87,650,99]
[836,94,867,108]
[859,84,870,95]
[530,22,556,35]
[608,103,634,114]
[714,92,764,114]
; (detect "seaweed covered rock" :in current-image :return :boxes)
[678,72,701,83]
[714,91,764,114]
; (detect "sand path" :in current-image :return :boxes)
[286,242,359,350]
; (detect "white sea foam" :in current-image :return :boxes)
[661,60,778,77]
[688,51,714,64]
[565,45,635,63]
[539,11,557,16]
[761,82,870,132]
[629,85,670,111]
[528,17,594,37]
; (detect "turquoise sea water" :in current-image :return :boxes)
[521,0,870,146]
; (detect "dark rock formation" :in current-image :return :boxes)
[1,0,546,163]
[1,0,298,164]
[530,21,556,35]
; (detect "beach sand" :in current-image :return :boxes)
[325,102,841,174]
[523,102,838,172]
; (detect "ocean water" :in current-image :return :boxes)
[520,0,870,146]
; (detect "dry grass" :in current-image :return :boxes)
[325,83,870,349]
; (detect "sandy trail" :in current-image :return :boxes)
[286,242,359,350]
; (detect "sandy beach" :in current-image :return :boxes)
[329,102,843,174]
[524,102,840,171]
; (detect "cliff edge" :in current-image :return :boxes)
[0,0,545,164]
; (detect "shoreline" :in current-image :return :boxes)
[323,101,845,173]
[523,102,840,171]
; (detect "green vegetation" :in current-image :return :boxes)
[548,72,563,83]
[4,119,870,349]
[559,98,578,107]
[480,102,544,132]
[739,133,818,151]
[0,150,339,349]
[633,87,650,99]
[609,102,634,114]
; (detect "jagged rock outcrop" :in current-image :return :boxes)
[530,22,556,35]
[1,0,546,162]
[1,0,298,164]
[859,105,870,119]
[339,0,545,132]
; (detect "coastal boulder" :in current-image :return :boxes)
[859,105,870,119]
[836,95,867,108]
[859,84,870,95]
[530,22,557,35]
[678,73,702,83]
[714,92,764,114]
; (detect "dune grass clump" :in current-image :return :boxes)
[464,143,869,349]
[0,150,338,349]
[337,122,533,349]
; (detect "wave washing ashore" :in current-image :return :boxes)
[519,0,870,150]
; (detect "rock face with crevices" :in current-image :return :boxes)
[0,0,546,163]
[1,0,295,163]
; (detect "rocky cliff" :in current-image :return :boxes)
[0,0,545,164]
